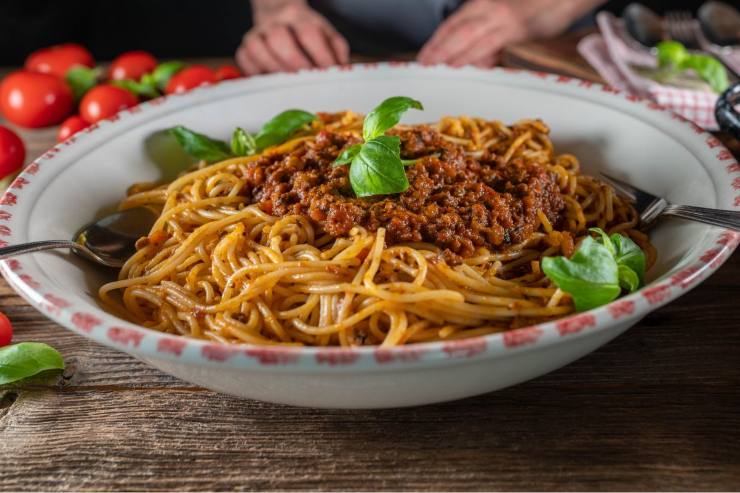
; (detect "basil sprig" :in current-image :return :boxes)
[150,61,186,91]
[333,96,423,197]
[0,342,64,385]
[66,66,103,100]
[657,41,729,94]
[169,109,316,162]
[541,228,646,312]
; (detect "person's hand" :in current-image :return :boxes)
[237,0,350,75]
[418,0,602,68]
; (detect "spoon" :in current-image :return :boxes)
[698,1,740,47]
[623,3,665,50]
[0,207,158,268]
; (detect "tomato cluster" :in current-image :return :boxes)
[0,43,242,181]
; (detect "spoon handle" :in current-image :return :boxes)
[0,240,79,260]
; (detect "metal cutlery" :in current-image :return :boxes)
[600,172,740,231]
[665,10,702,50]
[698,1,740,47]
[0,207,157,268]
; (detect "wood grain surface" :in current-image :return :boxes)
[1,47,739,492]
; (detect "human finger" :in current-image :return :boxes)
[292,23,337,67]
[321,23,350,63]
[448,28,508,66]
[236,45,262,75]
[420,18,494,64]
[418,8,478,62]
[262,25,313,70]
[244,32,285,73]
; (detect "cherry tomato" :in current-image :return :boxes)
[0,71,74,128]
[165,65,217,94]
[0,312,12,347]
[80,85,138,124]
[57,115,90,142]
[109,51,158,82]
[0,126,25,179]
[215,65,241,81]
[25,43,95,78]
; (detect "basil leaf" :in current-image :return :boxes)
[66,66,103,100]
[541,236,621,312]
[611,233,646,285]
[680,54,729,93]
[657,41,729,94]
[231,127,257,156]
[112,79,159,99]
[151,61,186,91]
[349,135,409,197]
[363,96,423,141]
[0,342,64,385]
[589,227,615,256]
[333,144,362,166]
[657,41,689,68]
[618,264,640,293]
[169,126,233,162]
[254,109,316,151]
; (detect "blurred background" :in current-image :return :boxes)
[0,0,708,63]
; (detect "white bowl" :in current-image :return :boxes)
[1,64,737,408]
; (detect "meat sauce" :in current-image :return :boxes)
[242,126,564,262]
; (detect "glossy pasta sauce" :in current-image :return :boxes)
[242,126,564,261]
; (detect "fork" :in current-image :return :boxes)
[665,10,702,50]
[599,172,740,231]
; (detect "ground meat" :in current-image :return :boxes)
[246,126,564,260]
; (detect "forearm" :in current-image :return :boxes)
[250,0,307,24]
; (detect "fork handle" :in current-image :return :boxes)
[0,240,80,260]
[663,204,740,231]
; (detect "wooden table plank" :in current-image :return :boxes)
[1,48,739,491]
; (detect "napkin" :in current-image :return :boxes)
[578,11,738,131]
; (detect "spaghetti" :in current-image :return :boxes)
[100,112,655,347]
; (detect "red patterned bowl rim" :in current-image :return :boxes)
[0,63,737,371]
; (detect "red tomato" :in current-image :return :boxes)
[0,71,74,128]
[80,85,138,124]
[215,65,241,81]
[109,51,158,81]
[165,65,217,94]
[0,312,12,347]
[25,43,95,78]
[57,115,90,142]
[0,126,25,179]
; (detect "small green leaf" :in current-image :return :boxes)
[363,96,423,141]
[618,264,640,292]
[657,41,689,68]
[680,54,729,93]
[611,233,646,285]
[254,109,316,151]
[657,41,729,94]
[169,126,233,162]
[66,66,103,100]
[151,61,186,91]
[0,342,64,385]
[231,127,257,156]
[349,135,409,197]
[590,227,616,256]
[333,144,362,166]
[112,79,159,99]
[541,236,621,312]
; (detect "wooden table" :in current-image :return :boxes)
[1,43,739,491]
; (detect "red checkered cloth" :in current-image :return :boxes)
[578,12,739,131]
